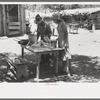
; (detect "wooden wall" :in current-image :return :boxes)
[0,5,4,36]
[0,5,26,37]
[20,5,26,35]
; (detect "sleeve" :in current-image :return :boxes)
[46,24,52,39]
[37,26,40,40]
[63,23,68,35]
[62,23,68,39]
[62,23,69,48]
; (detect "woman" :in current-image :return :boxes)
[52,14,72,76]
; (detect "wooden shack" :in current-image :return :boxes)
[0,4,26,37]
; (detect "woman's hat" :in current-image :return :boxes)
[52,13,62,21]
[35,14,42,23]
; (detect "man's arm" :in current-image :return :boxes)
[62,22,69,48]
[46,24,52,39]
[37,26,40,40]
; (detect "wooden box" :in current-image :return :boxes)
[7,57,28,80]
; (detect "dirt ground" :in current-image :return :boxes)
[0,28,100,83]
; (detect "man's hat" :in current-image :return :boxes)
[35,14,42,23]
[52,13,62,21]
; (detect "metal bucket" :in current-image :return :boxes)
[28,34,37,44]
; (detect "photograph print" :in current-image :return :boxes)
[0,3,100,83]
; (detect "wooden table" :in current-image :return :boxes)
[21,45,64,82]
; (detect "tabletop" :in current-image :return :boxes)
[21,45,64,53]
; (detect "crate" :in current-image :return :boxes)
[0,59,8,79]
[7,57,28,80]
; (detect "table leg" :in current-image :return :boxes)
[36,54,41,82]
[54,52,58,75]
[22,47,24,58]
[69,25,71,33]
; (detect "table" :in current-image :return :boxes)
[21,45,64,82]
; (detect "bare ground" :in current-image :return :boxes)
[0,28,100,83]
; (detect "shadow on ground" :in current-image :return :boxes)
[0,53,100,83]
[70,54,100,82]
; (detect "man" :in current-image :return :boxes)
[35,14,52,43]
[35,14,52,64]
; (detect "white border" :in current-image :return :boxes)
[0,2,100,99]
[0,83,100,98]
[0,2,100,4]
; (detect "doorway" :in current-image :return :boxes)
[5,5,21,36]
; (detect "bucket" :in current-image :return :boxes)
[28,34,37,44]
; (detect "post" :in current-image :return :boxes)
[2,5,6,36]
[92,23,95,31]
[53,52,58,75]
[36,54,41,82]
[22,47,24,58]
[53,28,55,35]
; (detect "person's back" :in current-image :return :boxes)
[57,20,69,48]
[26,25,31,35]
[26,21,31,35]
